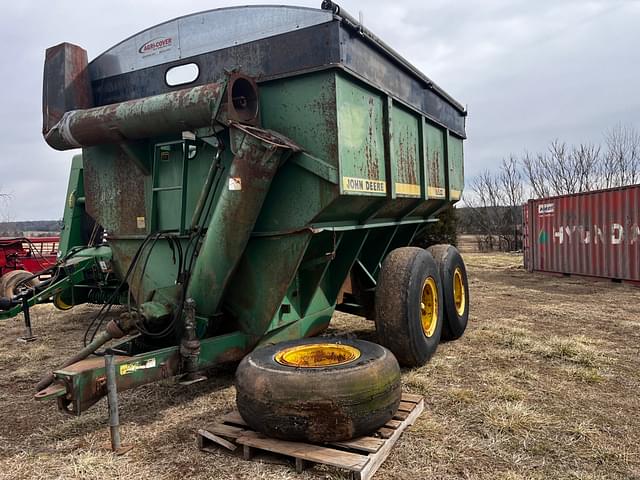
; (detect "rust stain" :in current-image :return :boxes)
[215,347,247,364]
[365,96,380,180]
[396,127,418,186]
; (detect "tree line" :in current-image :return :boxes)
[464,123,639,251]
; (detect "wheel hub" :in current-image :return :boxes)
[453,267,466,316]
[420,277,438,337]
[274,343,361,368]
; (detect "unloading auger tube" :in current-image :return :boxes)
[43,73,259,151]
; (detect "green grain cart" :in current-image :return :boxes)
[0,2,469,414]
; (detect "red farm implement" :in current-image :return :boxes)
[0,237,59,281]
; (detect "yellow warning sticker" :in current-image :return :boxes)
[450,189,462,200]
[395,183,421,197]
[342,176,386,194]
[427,186,447,198]
[119,358,156,376]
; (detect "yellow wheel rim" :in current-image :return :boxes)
[420,277,438,337]
[53,293,73,311]
[453,267,466,316]
[274,343,361,368]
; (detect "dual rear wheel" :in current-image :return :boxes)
[375,244,469,367]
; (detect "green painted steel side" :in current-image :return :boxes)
[38,69,465,338]
[336,75,386,195]
[448,134,465,201]
[59,155,87,257]
[391,104,421,198]
[424,122,447,199]
[187,127,292,317]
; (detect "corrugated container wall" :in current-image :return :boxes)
[523,185,640,283]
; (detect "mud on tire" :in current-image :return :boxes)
[235,337,401,442]
[375,247,444,367]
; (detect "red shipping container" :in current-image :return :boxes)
[523,185,640,284]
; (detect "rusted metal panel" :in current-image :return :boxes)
[83,144,148,237]
[42,43,92,135]
[44,82,226,150]
[392,104,420,199]
[524,185,640,283]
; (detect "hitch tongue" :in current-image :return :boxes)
[34,382,67,401]
[34,314,136,392]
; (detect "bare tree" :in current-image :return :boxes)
[601,123,640,188]
[522,151,550,198]
[0,190,9,224]
[461,122,639,252]
[499,155,524,249]
[548,139,574,195]
[465,170,501,250]
[465,158,524,251]
[571,142,600,192]
[523,139,603,198]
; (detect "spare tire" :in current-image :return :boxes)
[235,337,401,443]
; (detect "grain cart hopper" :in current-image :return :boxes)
[0,2,468,415]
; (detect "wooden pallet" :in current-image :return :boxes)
[197,393,424,480]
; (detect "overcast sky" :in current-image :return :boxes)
[2,0,639,220]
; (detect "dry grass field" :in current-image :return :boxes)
[1,253,639,479]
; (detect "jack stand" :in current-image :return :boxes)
[105,352,133,455]
[178,298,207,386]
[17,297,36,343]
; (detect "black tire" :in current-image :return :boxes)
[375,247,443,367]
[0,270,36,298]
[235,337,401,442]
[428,244,470,340]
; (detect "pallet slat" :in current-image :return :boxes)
[376,427,395,439]
[206,423,247,439]
[198,429,237,451]
[401,393,423,403]
[222,411,248,427]
[393,410,410,421]
[236,431,369,471]
[331,436,385,453]
[384,419,402,429]
[198,393,424,480]
[356,398,424,480]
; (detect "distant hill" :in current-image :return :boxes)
[0,220,61,237]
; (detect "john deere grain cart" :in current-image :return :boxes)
[0,1,469,414]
